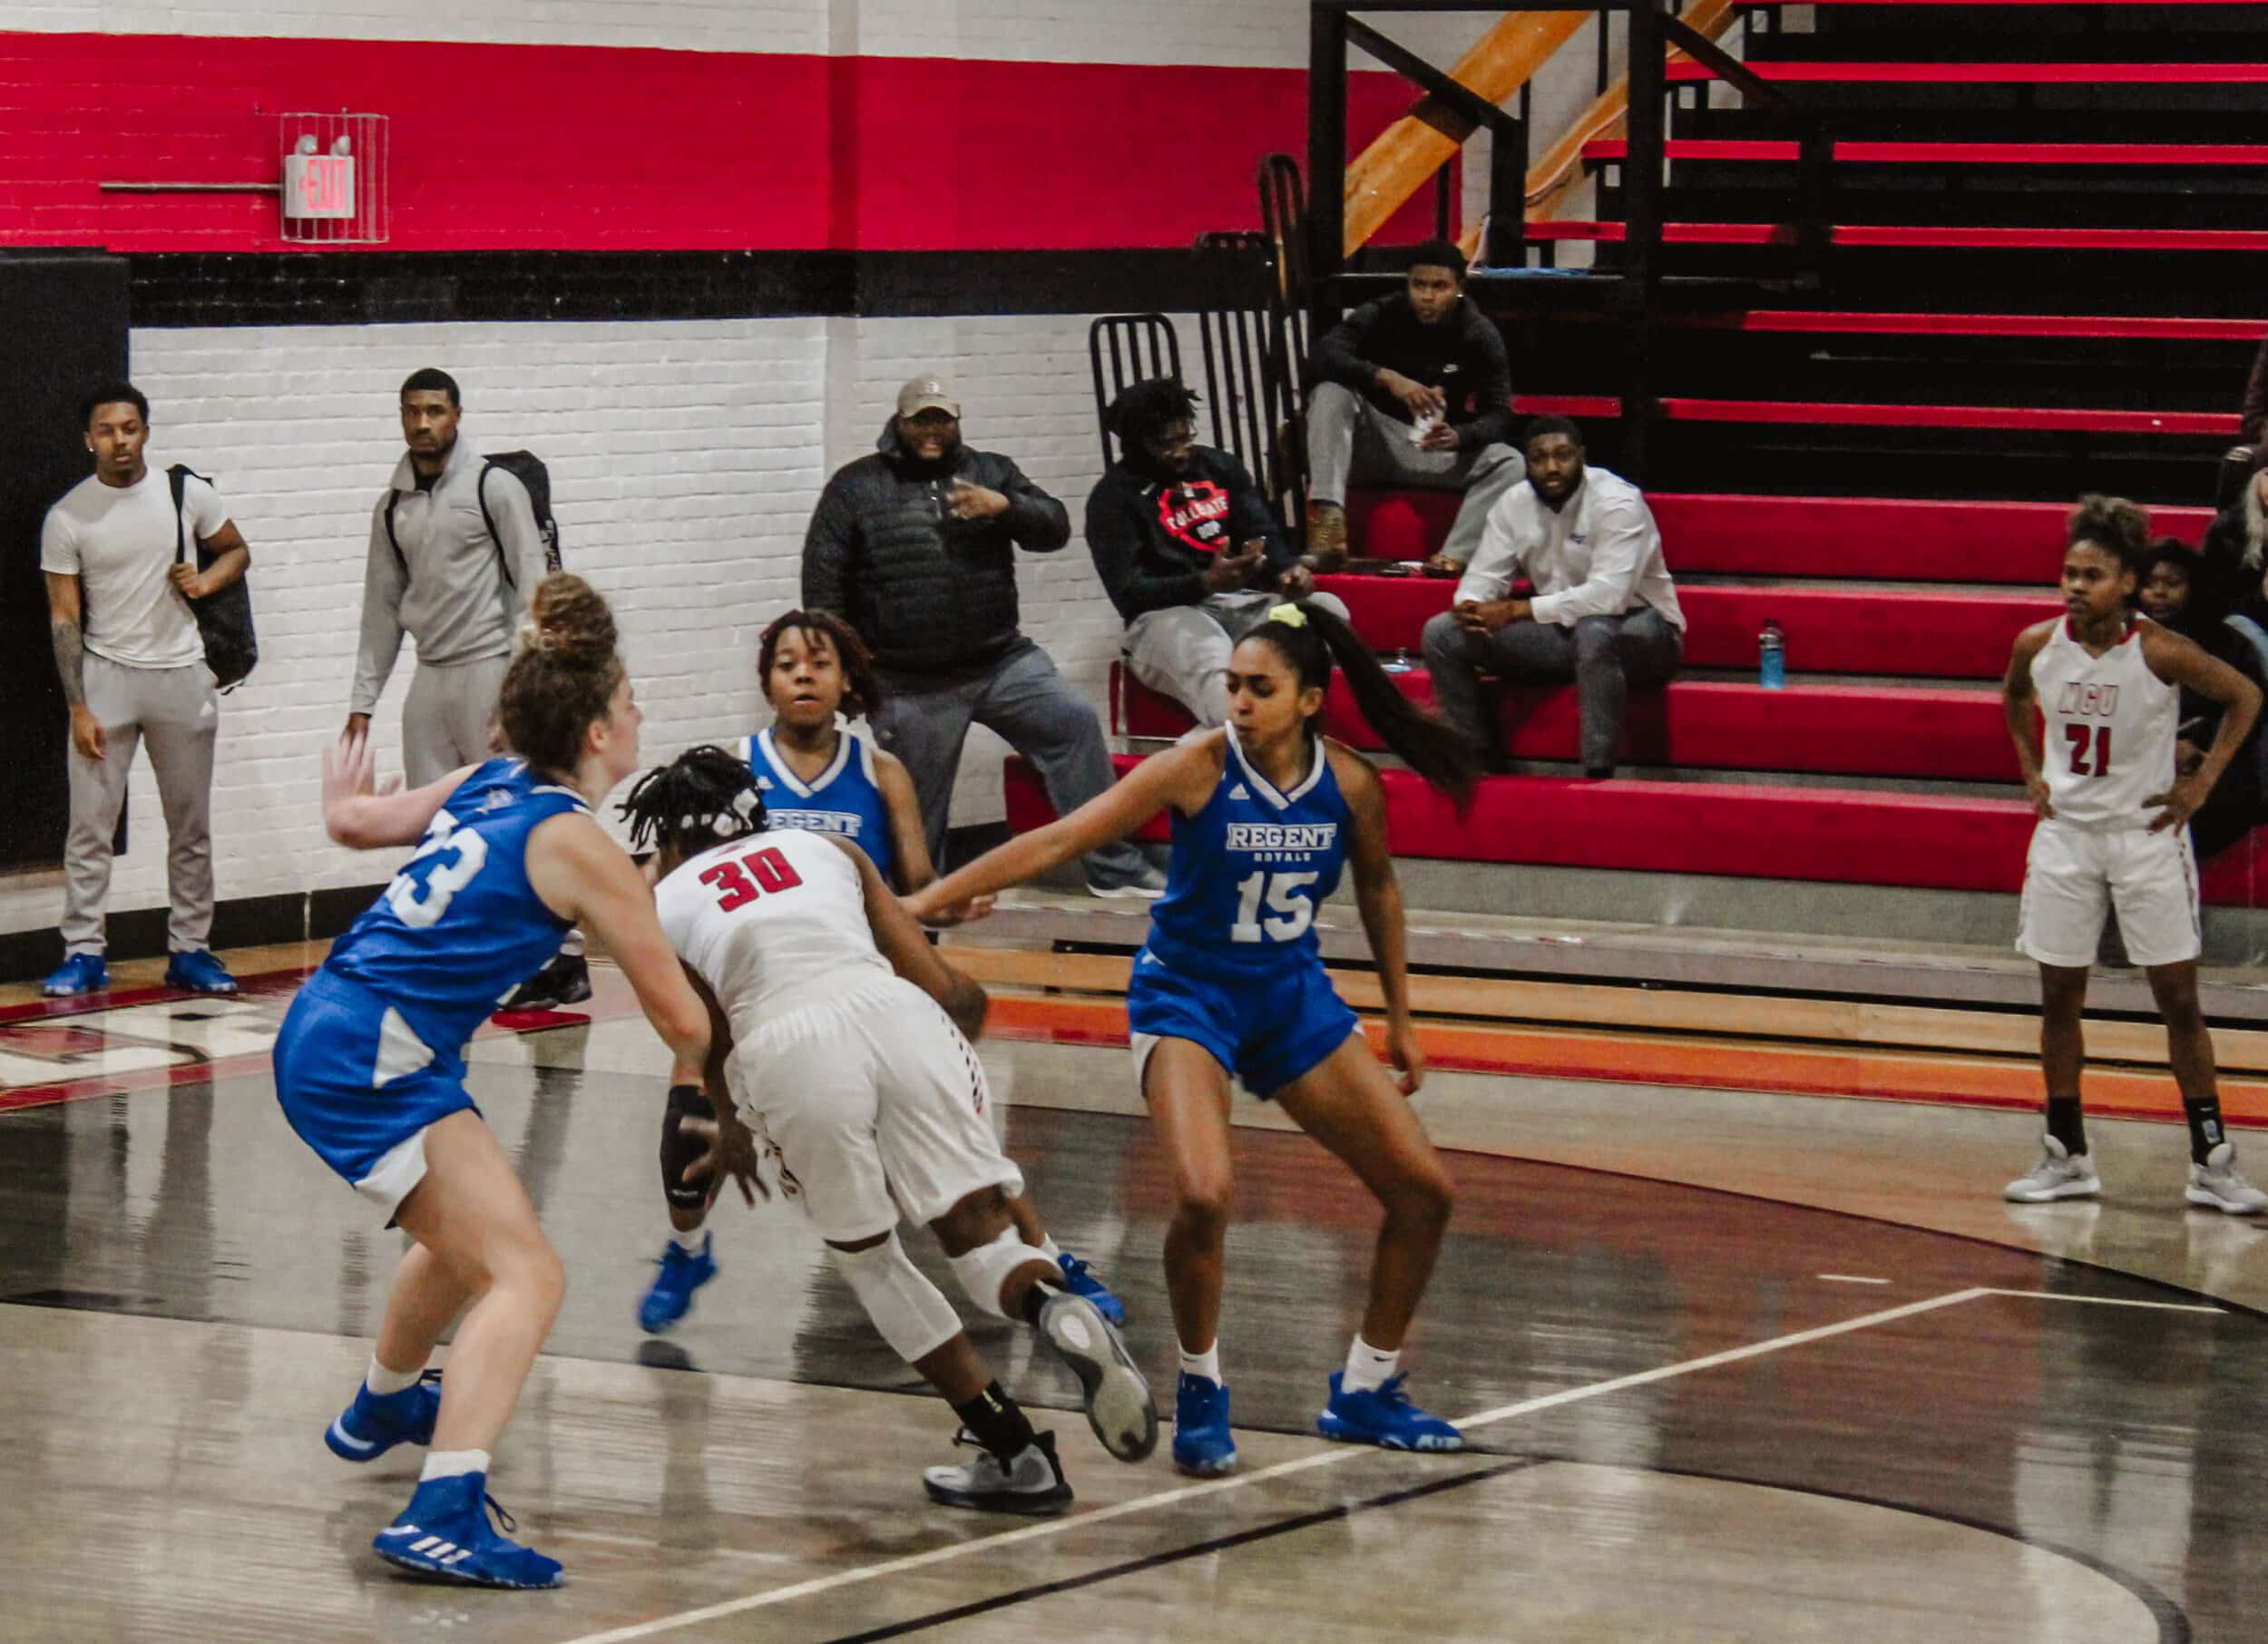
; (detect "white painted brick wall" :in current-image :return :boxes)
[0,308,1188,938]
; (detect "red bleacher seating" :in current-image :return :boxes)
[1511,393,2236,436]
[1346,491,2212,583]
[1007,754,2268,905]
[1113,665,2017,782]
[1663,61,2268,84]
[1312,574,2057,678]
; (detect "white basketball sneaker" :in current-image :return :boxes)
[2185,1142,2268,1216]
[922,1431,1073,1515]
[2003,1134,2101,1203]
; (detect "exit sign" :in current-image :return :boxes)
[283,153,356,220]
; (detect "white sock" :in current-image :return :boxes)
[366,1356,424,1397]
[421,1448,490,1483]
[1343,1335,1400,1394]
[560,929,586,958]
[1037,1234,1065,1263]
[669,1225,706,1256]
[1178,1342,1222,1386]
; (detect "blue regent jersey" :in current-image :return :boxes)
[324,758,584,1053]
[742,727,897,886]
[1144,731,1350,981]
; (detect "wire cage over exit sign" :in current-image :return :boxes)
[278,112,388,244]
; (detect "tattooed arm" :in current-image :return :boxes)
[44,572,103,760]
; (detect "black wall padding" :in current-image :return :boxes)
[0,252,130,871]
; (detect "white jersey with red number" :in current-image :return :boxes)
[2029,616,2179,830]
[653,826,891,1042]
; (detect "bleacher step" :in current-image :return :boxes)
[947,887,2268,1020]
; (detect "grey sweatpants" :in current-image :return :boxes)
[872,639,1154,890]
[1305,380,1526,566]
[63,653,219,956]
[1123,590,1352,728]
[1422,607,1684,773]
[404,655,511,788]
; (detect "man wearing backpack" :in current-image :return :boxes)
[345,367,586,1005]
[40,384,252,997]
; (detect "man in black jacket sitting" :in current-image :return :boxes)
[1086,378,1347,727]
[1304,239,1522,572]
[804,375,1161,896]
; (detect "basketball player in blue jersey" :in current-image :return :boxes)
[640,610,1127,1331]
[2001,496,2268,1213]
[274,575,719,1590]
[909,602,1483,1474]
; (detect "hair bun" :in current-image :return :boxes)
[528,572,618,667]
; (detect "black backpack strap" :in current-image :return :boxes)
[476,459,514,590]
[167,464,190,565]
[384,490,406,575]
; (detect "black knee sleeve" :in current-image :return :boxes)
[660,1084,717,1209]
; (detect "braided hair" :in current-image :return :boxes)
[619,745,768,859]
[1239,604,1482,808]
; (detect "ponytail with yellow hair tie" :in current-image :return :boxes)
[1267,602,1308,628]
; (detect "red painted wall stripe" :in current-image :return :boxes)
[0,32,1429,254]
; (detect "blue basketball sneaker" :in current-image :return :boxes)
[372,1473,562,1590]
[638,1233,718,1334]
[1055,1250,1127,1326]
[41,953,107,998]
[325,1370,443,1463]
[1315,1372,1463,1452]
[1171,1373,1237,1477]
[164,949,239,995]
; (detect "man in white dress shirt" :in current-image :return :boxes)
[1419,417,1684,778]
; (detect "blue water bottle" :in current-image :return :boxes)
[1759,619,1785,690]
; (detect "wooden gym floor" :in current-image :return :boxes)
[0,944,2261,1641]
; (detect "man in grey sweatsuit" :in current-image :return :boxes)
[343,367,544,785]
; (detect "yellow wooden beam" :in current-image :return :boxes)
[1345,11,1591,256]
[1456,0,1739,259]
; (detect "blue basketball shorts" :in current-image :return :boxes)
[1126,946,1360,1099]
[272,968,479,1223]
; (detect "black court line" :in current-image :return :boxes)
[814,1457,1543,1644]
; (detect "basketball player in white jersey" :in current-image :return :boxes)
[2002,495,2268,1212]
[627,746,1157,1512]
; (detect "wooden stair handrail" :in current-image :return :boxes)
[1455,0,1740,258]
[1344,10,1590,257]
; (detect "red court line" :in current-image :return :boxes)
[1735,310,2268,341]
[1666,60,2268,83]
[1587,139,2268,165]
[0,973,596,1113]
[5,973,2257,1133]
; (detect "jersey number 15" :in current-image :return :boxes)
[702,846,805,912]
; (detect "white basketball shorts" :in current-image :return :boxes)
[2017,819,2201,970]
[728,975,1022,1244]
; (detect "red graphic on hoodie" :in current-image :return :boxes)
[1158,481,1232,553]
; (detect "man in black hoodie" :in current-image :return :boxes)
[1304,239,1521,572]
[804,375,1162,897]
[1086,378,1347,727]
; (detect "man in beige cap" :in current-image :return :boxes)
[803,375,1162,896]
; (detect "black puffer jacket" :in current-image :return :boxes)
[803,420,1071,676]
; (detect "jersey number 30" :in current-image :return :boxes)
[702,846,805,912]
[2065,724,2113,778]
[1231,869,1319,943]
[385,810,490,930]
